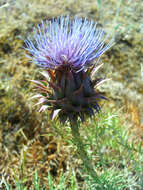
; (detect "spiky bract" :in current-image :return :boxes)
[31,67,108,123]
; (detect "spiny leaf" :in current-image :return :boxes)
[51,109,61,120]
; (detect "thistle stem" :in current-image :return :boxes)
[70,121,102,185]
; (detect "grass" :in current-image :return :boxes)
[1,107,143,189]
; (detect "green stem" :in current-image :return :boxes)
[70,121,102,185]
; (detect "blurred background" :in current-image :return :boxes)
[0,0,143,189]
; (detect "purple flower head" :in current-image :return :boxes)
[25,16,113,72]
[25,16,113,123]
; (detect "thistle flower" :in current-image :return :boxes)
[25,16,113,123]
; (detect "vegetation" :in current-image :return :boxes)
[0,0,143,189]
[1,99,143,189]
